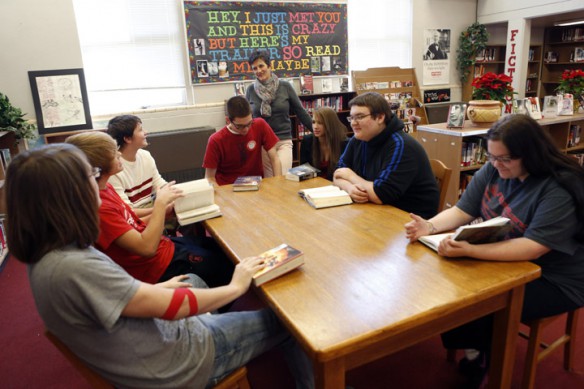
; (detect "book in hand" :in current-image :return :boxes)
[285,163,320,181]
[233,176,262,192]
[253,243,304,286]
[173,179,222,226]
[298,185,353,209]
[418,216,512,252]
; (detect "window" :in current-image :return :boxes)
[348,0,412,71]
[72,0,186,115]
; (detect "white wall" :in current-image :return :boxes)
[478,0,584,24]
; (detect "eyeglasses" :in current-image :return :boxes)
[486,153,517,164]
[89,167,102,179]
[231,119,254,130]
[346,114,371,123]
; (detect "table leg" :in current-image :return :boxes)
[487,285,525,389]
[315,358,345,389]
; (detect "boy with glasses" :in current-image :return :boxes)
[334,92,439,219]
[203,96,281,185]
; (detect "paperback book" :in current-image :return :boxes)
[233,176,262,192]
[285,163,320,181]
[298,185,353,209]
[300,74,314,94]
[418,216,511,252]
[253,243,304,286]
[173,178,222,226]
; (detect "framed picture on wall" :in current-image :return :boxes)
[446,103,466,128]
[28,68,93,135]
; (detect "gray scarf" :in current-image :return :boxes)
[253,74,279,117]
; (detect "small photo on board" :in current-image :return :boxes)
[193,38,206,55]
[321,56,331,72]
[196,60,209,78]
[310,57,321,73]
[446,103,466,128]
[208,61,219,76]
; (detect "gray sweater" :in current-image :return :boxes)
[246,80,313,140]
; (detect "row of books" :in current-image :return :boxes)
[300,75,349,95]
[460,138,487,167]
[475,48,499,62]
[355,80,414,91]
[459,172,474,198]
[299,96,347,113]
[560,28,584,42]
[569,152,584,167]
[568,124,582,148]
[544,48,584,63]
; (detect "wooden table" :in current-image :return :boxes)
[204,177,541,388]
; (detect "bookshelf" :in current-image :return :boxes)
[417,113,584,209]
[540,24,584,98]
[292,91,356,166]
[526,45,542,97]
[351,67,428,134]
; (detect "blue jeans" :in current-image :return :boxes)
[199,309,315,389]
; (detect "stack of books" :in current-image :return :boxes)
[233,176,262,191]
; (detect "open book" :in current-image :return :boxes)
[298,185,353,209]
[173,179,222,226]
[253,243,304,286]
[418,216,511,252]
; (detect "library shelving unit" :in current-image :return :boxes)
[351,67,428,135]
[416,113,584,209]
[473,45,507,77]
[526,45,542,97]
[291,91,356,166]
[540,24,584,97]
[0,131,18,267]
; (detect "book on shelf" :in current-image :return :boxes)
[418,216,512,252]
[298,185,353,209]
[173,178,222,226]
[542,96,558,118]
[233,175,262,192]
[300,74,314,94]
[285,163,320,181]
[525,97,542,120]
[253,243,304,286]
[321,78,333,93]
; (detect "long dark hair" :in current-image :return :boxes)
[311,107,347,172]
[6,144,100,264]
[488,114,584,239]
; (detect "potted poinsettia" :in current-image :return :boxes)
[467,72,515,124]
[556,69,584,113]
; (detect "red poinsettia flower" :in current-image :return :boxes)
[471,72,515,103]
[557,69,584,97]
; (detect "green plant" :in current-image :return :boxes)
[456,22,489,84]
[0,92,38,141]
[471,72,515,103]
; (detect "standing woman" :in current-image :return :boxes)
[246,50,313,176]
[6,144,315,388]
[300,107,349,180]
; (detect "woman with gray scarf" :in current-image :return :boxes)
[246,50,313,176]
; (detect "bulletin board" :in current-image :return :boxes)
[183,1,348,84]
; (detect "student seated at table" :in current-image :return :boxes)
[300,107,349,180]
[107,114,167,222]
[405,115,584,387]
[5,144,315,389]
[333,92,439,219]
[66,131,234,288]
[203,95,281,185]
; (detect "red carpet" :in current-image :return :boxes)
[1,255,583,388]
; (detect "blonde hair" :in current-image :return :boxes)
[66,131,118,174]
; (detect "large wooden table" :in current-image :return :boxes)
[204,177,541,388]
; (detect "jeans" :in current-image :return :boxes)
[200,308,314,389]
[262,139,293,176]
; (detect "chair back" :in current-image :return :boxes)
[44,330,114,389]
[429,159,452,212]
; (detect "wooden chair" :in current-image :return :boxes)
[45,330,251,389]
[519,308,580,389]
[429,159,452,212]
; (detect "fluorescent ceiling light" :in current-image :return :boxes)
[554,19,584,27]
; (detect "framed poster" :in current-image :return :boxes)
[28,68,93,135]
[446,103,466,128]
[183,1,348,84]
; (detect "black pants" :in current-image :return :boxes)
[158,236,234,288]
[441,277,581,351]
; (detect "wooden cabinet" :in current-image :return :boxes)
[292,91,356,165]
[351,67,428,132]
[417,113,584,209]
[540,24,584,97]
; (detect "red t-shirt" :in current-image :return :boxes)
[96,184,174,283]
[203,118,279,185]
